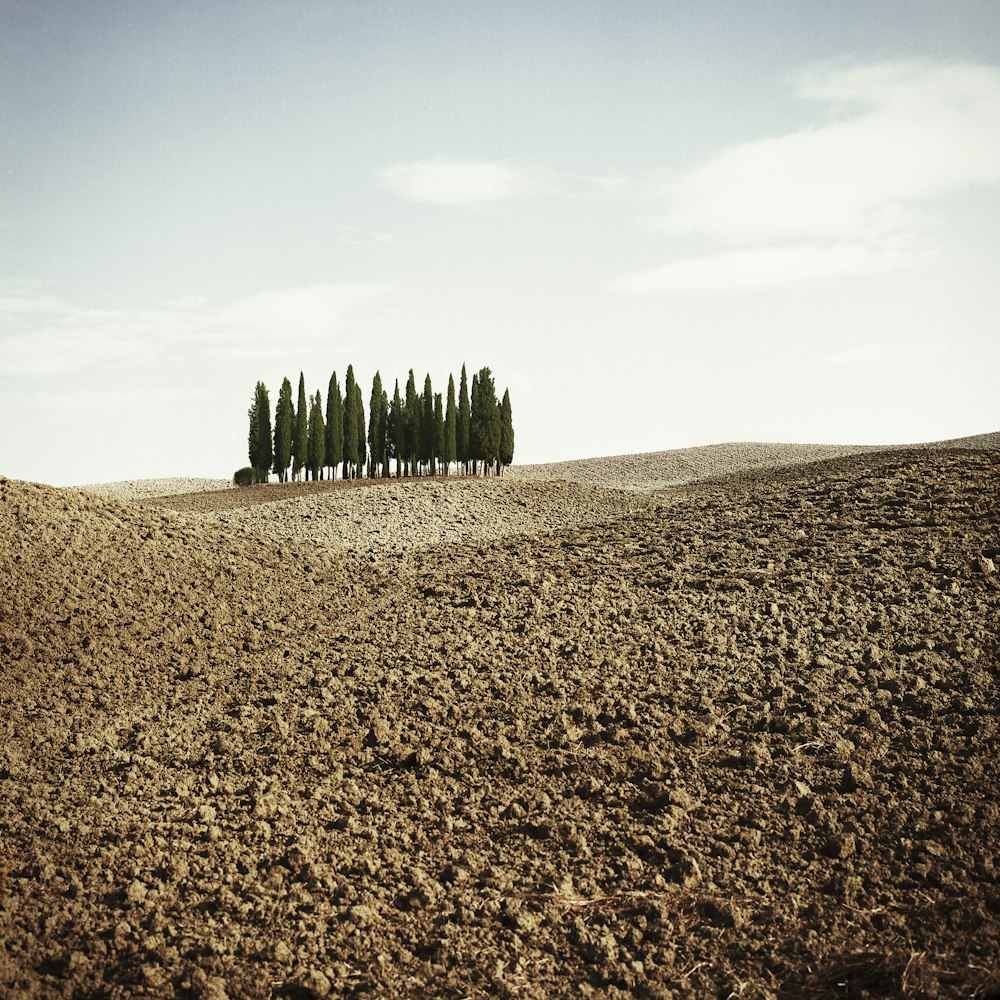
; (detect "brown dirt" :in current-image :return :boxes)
[2,447,999,999]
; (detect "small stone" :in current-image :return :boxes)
[273,941,293,963]
[196,804,217,823]
[200,975,229,1000]
[864,645,882,667]
[364,718,392,748]
[125,880,147,904]
[302,968,332,997]
[346,904,377,926]
[666,856,702,887]
[823,832,857,859]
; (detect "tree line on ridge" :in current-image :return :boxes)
[244,364,513,483]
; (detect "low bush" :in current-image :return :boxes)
[234,466,268,486]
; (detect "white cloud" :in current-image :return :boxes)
[0,282,392,379]
[611,242,912,293]
[379,158,534,205]
[617,60,1000,292]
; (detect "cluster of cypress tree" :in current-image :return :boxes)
[246,365,514,482]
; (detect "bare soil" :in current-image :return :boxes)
[2,446,998,999]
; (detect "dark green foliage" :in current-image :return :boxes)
[249,381,272,475]
[388,380,403,477]
[404,369,419,477]
[471,366,500,474]
[457,364,471,473]
[469,372,480,472]
[499,387,514,469]
[326,372,343,480]
[248,396,258,468]
[293,372,308,481]
[444,374,457,475]
[244,363,512,481]
[307,390,325,480]
[343,366,358,478]
[234,466,267,486]
[368,372,385,477]
[354,381,366,473]
[420,374,434,473]
[433,392,445,476]
[380,388,389,476]
[273,377,293,482]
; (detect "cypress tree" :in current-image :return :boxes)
[388,380,403,477]
[252,381,272,477]
[329,372,344,480]
[469,372,480,475]
[471,367,500,475]
[293,372,308,481]
[380,387,389,477]
[433,392,444,476]
[368,372,385,478]
[457,364,471,475]
[354,381,366,474]
[307,390,326,480]
[404,369,419,477]
[273,376,293,482]
[325,372,341,480]
[420,374,434,475]
[343,365,358,479]
[248,390,259,469]
[499,387,514,473]
[444,374,457,476]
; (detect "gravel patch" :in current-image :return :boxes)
[145,477,659,552]
[75,477,234,500]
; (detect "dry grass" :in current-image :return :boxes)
[789,948,958,999]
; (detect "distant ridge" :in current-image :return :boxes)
[508,431,1000,492]
[70,431,999,499]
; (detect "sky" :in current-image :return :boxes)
[2,0,999,485]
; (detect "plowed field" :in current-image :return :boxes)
[1,446,998,998]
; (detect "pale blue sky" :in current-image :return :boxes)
[2,1,999,484]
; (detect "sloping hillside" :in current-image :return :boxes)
[1,447,998,998]
[508,432,1000,491]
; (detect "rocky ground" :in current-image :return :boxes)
[1,442,998,999]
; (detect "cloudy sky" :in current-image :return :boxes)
[2,1,999,485]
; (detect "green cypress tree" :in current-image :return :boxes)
[469,372,480,475]
[330,372,345,480]
[499,387,514,473]
[293,372,308,481]
[252,381,272,477]
[388,379,403,477]
[420,373,434,475]
[444,374,457,476]
[457,364,471,475]
[325,372,341,480]
[248,390,259,469]
[471,367,500,475]
[273,376,293,482]
[404,369,419,477]
[433,392,444,476]
[354,381,366,474]
[368,372,384,478]
[308,390,326,480]
[343,365,358,479]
